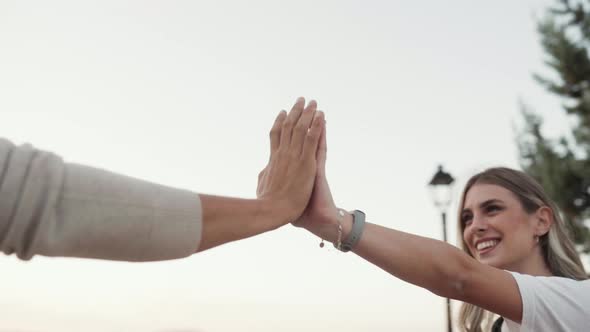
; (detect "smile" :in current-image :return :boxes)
[475,239,500,254]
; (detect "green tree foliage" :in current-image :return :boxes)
[518,0,590,252]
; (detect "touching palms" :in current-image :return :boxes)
[257,121,337,239]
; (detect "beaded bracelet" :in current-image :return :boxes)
[319,209,345,249]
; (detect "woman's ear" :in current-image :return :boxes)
[534,206,554,236]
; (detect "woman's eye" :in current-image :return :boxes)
[486,205,501,213]
[461,215,473,225]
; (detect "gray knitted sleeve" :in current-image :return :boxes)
[0,138,202,261]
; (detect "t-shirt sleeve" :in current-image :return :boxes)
[0,138,202,261]
[507,271,590,332]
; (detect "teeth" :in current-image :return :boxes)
[476,240,499,251]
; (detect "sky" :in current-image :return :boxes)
[0,0,580,331]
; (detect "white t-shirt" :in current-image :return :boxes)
[501,271,590,332]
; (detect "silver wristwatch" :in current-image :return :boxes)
[337,210,366,252]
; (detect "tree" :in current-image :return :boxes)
[518,0,590,252]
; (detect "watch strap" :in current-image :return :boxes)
[339,210,365,252]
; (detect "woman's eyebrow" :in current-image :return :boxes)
[462,199,503,214]
[479,199,502,209]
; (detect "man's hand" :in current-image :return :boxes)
[256,97,325,228]
[258,106,347,242]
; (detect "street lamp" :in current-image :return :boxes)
[428,165,455,332]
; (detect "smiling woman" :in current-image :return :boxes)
[460,184,555,274]
[456,168,588,331]
[283,137,590,332]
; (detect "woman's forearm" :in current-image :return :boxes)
[350,221,473,299]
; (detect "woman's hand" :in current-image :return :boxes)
[258,111,349,243]
[292,123,349,243]
[256,97,325,228]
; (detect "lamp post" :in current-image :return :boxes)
[428,165,455,332]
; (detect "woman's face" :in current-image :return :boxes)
[461,183,539,271]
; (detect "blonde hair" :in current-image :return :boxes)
[456,167,587,332]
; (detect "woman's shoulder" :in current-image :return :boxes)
[504,272,590,331]
[508,271,590,297]
[508,270,588,281]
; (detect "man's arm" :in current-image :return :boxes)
[0,140,203,261]
[0,97,324,261]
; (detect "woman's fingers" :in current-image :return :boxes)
[302,111,325,163]
[290,100,317,155]
[279,97,306,148]
[316,117,327,176]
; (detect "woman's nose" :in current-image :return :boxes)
[471,214,488,232]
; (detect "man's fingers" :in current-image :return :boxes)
[302,111,325,161]
[258,167,267,182]
[256,168,267,197]
[279,97,305,147]
[290,100,317,155]
[269,110,287,154]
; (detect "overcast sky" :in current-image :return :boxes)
[0,0,576,331]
